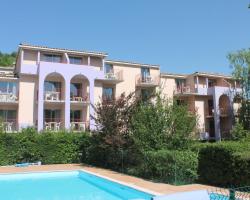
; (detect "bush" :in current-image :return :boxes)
[0,129,91,165]
[230,123,249,141]
[131,97,197,151]
[198,144,250,187]
[129,150,198,185]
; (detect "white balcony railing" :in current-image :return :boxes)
[70,92,89,102]
[104,70,123,82]
[44,91,61,101]
[174,86,196,95]
[0,93,18,102]
[135,74,160,86]
[70,121,89,132]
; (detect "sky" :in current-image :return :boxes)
[0,0,250,75]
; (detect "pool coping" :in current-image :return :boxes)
[0,164,218,195]
[0,169,160,196]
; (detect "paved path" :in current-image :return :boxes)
[0,164,216,195]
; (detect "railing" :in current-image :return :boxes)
[70,92,89,102]
[0,119,17,132]
[0,93,18,102]
[174,85,196,94]
[44,118,61,131]
[44,91,61,101]
[135,74,160,86]
[70,120,89,131]
[104,70,123,81]
[102,95,116,104]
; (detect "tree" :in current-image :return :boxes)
[131,95,197,151]
[228,49,250,130]
[0,51,16,66]
[88,92,140,170]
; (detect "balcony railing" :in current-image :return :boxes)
[0,93,18,102]
[104,70,123,82]
[0,119,17,132]
[44,91,61,101]
[135,74,160,86]
[70,120,89,132]
[70,92,89,103]
[174,86,196,95]
[44,118,61,131]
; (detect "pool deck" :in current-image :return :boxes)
[0,164,217,195]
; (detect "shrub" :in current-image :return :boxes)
[230,123,249,141]
[198,144,250,187]
[129,150,198,185]
[0,129,91,165]
[131,97,197,151]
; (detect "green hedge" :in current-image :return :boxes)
[197,143,250,187]
[128,150,198,185]
[0,128,91,165]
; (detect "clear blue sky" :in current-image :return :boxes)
[0,0,250,74]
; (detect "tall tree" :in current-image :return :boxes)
[0,52,16,66]
[228,49,250,130]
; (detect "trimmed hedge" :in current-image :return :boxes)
[0,128,91,165]
[197,143,250,187]
[129,150,198,185]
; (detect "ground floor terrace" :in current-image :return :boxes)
[0,164,217,196]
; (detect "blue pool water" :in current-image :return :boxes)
[0,171,153,200]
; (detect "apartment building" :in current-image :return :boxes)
[0,44,241,141]
[161,72,241,140]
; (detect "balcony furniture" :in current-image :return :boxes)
[70,122,86,131]
[45,91,60,101]
[2,122,13,132]
[0,93,17,102]
[46,122,61,131]
[55,122,61,131]
[105,72,116,79]
[44,122,51,131]
[72,96,83,102]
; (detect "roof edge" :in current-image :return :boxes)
[19,43,108,57]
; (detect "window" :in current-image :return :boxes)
[44,81,61,92]
[103,87,114,101]
[70,83,82,98]
[69,56,82,65]
[44,110,61,122]
[104,64,113,74]
[0,82,17,95]
[0,110,16,122]
[70,110,81,122]
[175,79,186,88]
[208,79,216,87]
[141,67,150,78]
[42,54,62,63]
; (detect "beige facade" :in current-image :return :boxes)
[0,44,241,140]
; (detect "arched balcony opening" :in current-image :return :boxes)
[43,72,65,131]
[70,74,90,131]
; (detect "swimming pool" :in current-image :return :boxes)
[0,170,154,200]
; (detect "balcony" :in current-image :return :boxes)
[44,118,61,131]
[70,120,89,132]
[0,93,18,103]
[0,120,17,132]
[44,91,62,102]
[135,74,160,87]
[174,85,197,95]
[70,93,89,103]
[102,70,124,83]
